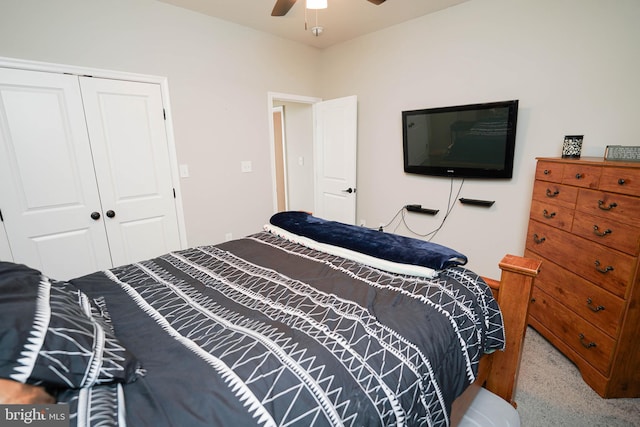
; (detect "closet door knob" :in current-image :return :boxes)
[90,211,101,220]
[106,210,116,218]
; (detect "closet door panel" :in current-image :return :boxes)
[0,68,112,279]
[79,77,181,267]
[0,223,13,262]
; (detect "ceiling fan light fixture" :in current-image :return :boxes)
[306,0,327,10]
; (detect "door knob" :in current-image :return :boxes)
[106,210,116,218]
[342,188,355,194]
[90,211,101,220]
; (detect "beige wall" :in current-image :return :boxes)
[1,0,638,277]
[0,0,321,248]
[320,0,640,276]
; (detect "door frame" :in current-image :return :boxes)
[267,92,322,214]
[0,56,188,249]
[271,106,288,211]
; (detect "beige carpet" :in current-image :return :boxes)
[514,327,640,426]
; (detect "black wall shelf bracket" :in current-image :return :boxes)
[459,198,495,207]
[406,205,439,215]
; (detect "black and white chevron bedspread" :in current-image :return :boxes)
[62,231,504,427]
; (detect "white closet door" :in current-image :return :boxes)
[79,77,181,267]
[0,222,14,261]
[0,68,112,279]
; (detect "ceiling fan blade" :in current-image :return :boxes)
[271,0,297,16]
[367,0,386,4]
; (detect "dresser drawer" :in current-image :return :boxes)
[529,199,574,231]
[572,212,640,256]
[600,166,640,197]
[576,188,640,229]
[524,250,624,338]
[562,163,601,189]
[529,286,615,376]
[531,180,578,208]
[536,160,564,183]
[526,221,634,298]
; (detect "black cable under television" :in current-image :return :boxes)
[402,100,519,179]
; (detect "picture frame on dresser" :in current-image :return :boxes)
[524,157,640,398]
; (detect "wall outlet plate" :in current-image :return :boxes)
[241,161,252,172]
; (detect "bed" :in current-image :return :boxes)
[0,211,540,426]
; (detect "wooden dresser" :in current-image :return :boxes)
[525,157,640,398]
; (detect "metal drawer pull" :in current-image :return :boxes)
[598,200,618,210]
[546,189,559,198]
[593,225,612,237]
[533,234,546,244]
[594,260,614,273]
[575,173,583,179]
[586,298,605,312]
[543,169,551,175]
[618,178,626,185]
[579,333,596,349]
[543,209,556,219]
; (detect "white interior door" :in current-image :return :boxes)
[79,77,181,267]
[313,95,358,224]
[0,222,12,261]
[0,68,112,279]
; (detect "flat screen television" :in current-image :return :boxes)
[402,100,519,179]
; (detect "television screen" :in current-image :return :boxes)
[402,100,519,179]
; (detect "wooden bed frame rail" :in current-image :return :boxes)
[451,254,541,425]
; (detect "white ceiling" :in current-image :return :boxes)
[157,0,471,49]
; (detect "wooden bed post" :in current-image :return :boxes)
[484,254,541,407]
[451,254,541,426]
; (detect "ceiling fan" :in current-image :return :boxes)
[271,0,386,17]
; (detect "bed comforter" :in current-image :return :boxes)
[3,228,505,427]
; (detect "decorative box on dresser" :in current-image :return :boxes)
[525,157,640,398]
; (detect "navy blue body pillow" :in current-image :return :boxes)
[270,211,467,271]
